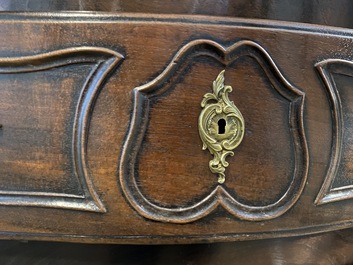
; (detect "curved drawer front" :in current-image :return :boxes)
[0,13,352,243]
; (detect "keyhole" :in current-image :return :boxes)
[218,119,226,134]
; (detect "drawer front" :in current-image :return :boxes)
[0,13,352,243]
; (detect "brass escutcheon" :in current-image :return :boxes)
[198,70,245,184]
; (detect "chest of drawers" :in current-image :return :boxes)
[2,2,353,264]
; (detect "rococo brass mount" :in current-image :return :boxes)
[198,70,245,184]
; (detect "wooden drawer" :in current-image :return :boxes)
[0,13,352,243]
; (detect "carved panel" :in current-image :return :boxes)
[120,39,308,223]
[0,13,353,244]
[0,47,123,212]
[315,60,353,205]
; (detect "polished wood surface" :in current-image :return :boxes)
[1,1,353,264]
[0,0,353,29]
[1,13,353,243]
[2,229,353,265]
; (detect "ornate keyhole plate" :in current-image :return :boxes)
[198,70,245,184]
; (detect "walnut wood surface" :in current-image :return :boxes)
[0,13,352,246]
[3,10,353,264]
[121,39,308,223]
[0,2,353,265]
[1,0,353,29]
[1,229,353,265]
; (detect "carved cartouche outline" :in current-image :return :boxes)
[120,39,308,223]
[0,47,124,212]
[315,59,353,205]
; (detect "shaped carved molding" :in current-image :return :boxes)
[315,59,353,205]
[0,47,124,212]
[120,39,308,223]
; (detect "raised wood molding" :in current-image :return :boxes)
[0,47,123,211]
[0,13,351,243]
[315,59,353,205]
[120,39,308,223]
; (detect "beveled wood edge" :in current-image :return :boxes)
[314,59,353,205]
[0,12,352,37]
[1,221,353,244]
[73,51,124,212]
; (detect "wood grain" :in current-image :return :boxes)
[0,13,352,244]
[2,0,353,30]
[1,229,353,265]
[120,39,308,223]
[0,47,123,211]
